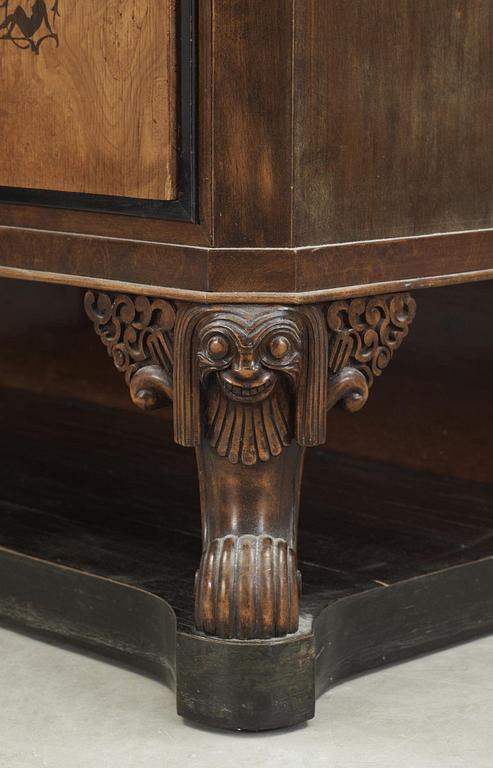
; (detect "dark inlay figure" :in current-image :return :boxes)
[0,0,59,54]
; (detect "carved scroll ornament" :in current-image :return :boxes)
[85,290,415,641]
[85,291,416,448]
[84,291,175,409]
[326,293,417,412]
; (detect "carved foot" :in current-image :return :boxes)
[195,535,300,639]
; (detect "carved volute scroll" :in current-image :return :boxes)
[85,291,416,641]
[84,291,175,409]
[326,293,417,412]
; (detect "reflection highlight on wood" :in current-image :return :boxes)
[85,291,416,641]
[194,534,299,639]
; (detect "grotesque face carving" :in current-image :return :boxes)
[173,302,327,462]
[196,307,304,404]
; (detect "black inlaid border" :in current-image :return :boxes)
[0,0,197,222]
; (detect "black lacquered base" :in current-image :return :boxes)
[0,389,492,730]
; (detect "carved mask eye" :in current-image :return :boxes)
[208,334,230,361]
[269,335,290,360]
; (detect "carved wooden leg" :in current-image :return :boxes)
[85,291,416,642]
[172,303,328,639]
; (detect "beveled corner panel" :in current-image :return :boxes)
[0,0,177,201]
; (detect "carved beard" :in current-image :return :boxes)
[205,375,293,465]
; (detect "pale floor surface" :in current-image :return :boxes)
[0,626,491,768]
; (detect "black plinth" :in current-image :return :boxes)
[0,390,492,730]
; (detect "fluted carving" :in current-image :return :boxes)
[195,534,299,639]
[172,303,328,638]
[85,291,415,641]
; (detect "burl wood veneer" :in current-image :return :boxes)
[0,0,492,732]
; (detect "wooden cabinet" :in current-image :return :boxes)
[0,0,492,733]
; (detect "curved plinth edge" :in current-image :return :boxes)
[0,546,314,731]
[0,546,492,731]
[312,556,493,698]
[0,547,177,687]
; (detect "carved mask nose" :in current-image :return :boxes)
[233,351,260,380]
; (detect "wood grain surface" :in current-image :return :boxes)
[0,0,176,200]
[294,0,493,244]
[211,0,294,246]
[1,225,492,301]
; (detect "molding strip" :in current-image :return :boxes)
[0,264,492,305]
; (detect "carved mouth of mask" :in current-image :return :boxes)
[219,371,276,402]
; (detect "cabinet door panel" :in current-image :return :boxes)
[0,0,176,200]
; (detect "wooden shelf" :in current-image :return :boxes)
[0,387,492,729]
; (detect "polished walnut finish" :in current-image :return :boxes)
[83,292,175,409]
[294,0,493,244]
[0,0,491,732]
[174,303,327,638]
[0,0,491,295]
[85,290,416,639]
